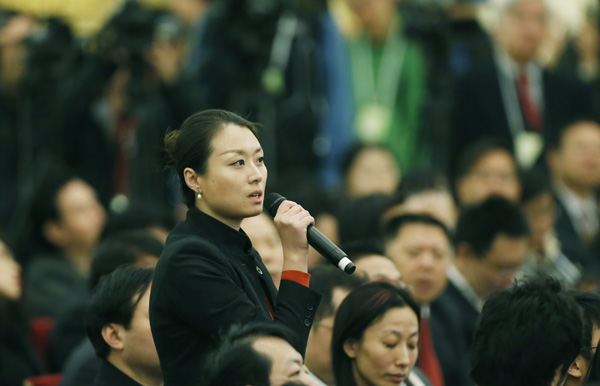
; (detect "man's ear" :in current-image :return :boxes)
[101,324,125,351]
[343,338,359,359]
[42,221,67,248]
[455,243,474,264]
[568,355,584,379]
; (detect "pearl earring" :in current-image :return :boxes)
[197,189,202,199]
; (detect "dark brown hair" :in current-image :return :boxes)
[164,109,260,207]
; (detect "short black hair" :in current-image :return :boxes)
[308,265,367,322]
[332,282,420,386]
[85,266,154,358]
[569,290,600,362]
[471,276,583,386]
[454,196,530,257]
[205,322,298,385]
[341,143,396,178]
[337,194,394,245]
[340,240,386,261]
[453,137,516,183]
[102,202,174,239]
[205,340,271,386]
[396,168,450,197]
[546,116,600,150]
[520,167,552,204]
[89,230,163,288]
[382,213,451,245]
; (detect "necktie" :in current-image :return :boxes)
[516,71,543,132]
[418,317,445,386]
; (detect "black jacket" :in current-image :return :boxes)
[95,360,142,386]
[149,207,321,386]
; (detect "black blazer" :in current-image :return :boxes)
[149,208,321,386]
[430,280,479,386]
[451,60,594,167]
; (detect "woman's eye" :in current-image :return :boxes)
[384,342,397,349]
[232,160,245,166]
[257,156,265,164]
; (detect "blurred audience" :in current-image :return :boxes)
[395,169,458,230]
[453,138,522,207]
[0,238,42,386]
[25,168,106,319]
[452,0,595,169]
[341,144,401,199]
[519,168,582,286]
[471,276,583,386]
[382,214,452,386]
[547,118,600,252]
[85,266,162,386]
[242,213,285,288]
[431,196,530,386]
[342,240,403,284]
[332,281,432,386]
[305,266,366,385]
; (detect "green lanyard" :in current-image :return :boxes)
[351,20,407,143]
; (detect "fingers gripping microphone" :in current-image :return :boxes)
[265,193,356,275]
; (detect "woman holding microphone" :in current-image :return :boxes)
[149,110,321,385]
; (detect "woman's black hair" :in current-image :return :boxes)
[164,109,260,208]
[331,281,420,386]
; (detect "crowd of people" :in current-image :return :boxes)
[2,0,600,385]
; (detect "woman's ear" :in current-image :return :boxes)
[101,323,125,351]
[42,221,67,248]
[343,338,359,359]
[183,167,202,193]
[568,355,584,379]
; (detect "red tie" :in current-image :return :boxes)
[418,317,445,386]
[516,71,543,132]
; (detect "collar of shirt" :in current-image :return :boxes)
[447,264,484,313]
[186,207,254,254]
[554,181,599,232]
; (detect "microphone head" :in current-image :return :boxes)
[264,193,287,218]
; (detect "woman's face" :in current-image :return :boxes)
[344,306,419,386]
[195,124,267,228]
[346,147,400,198]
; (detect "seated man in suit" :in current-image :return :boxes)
[431,196,530,386]
[452,0,594,168]
[547,118,600,255]
[471,277,582,386]
[85,266,162,386]
[383,214,452,386]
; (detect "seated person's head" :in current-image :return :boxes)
[520,168,555,252]
[242,212,284,287]
[490,0,549,65]
[383,214,452,304]
[547,118,600,193]
[32,166,106,255]
[102,202,175,244]
[342,240,403,284]
[565,290,600,386]
[454,138,521,207]
[342,144,400,199]
[454,196,530,299]
[85,266,162,384]
[306,266,367,385]
[394,169,458,230]
[332,281,421,386]
[89,230,163,289]
[471,276,583,386]
[206,322,318,386]
[338,194,393,246]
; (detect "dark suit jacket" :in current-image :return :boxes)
[95,360,142,386]
[431,280,479,386]
[150,208,321,386]
[451,59,594,168]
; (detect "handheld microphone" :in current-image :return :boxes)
[264,193,356,275]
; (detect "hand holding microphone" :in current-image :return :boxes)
[265,193,356,275]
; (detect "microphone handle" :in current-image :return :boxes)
[307,225,356,274]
